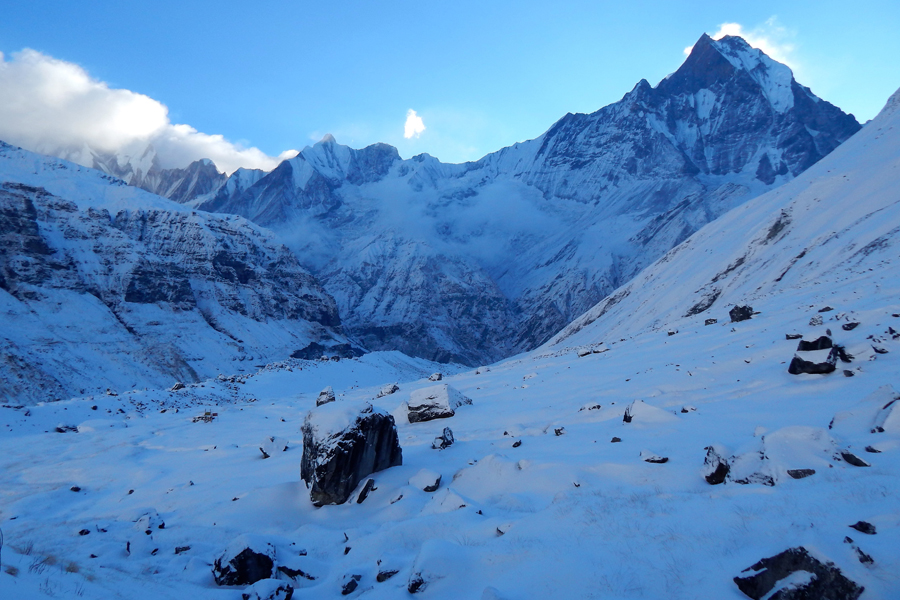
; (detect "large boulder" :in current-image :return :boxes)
[788,348,838,375]
[316,386,336,407]
[730,305,753,322]
[407,384,472,423]
[796,336,833,351]
[241,579,294,600]
[213,535,276,586]
[734,547,863,600]
[301,403,402,506]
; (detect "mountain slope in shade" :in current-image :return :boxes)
[0,142,347,404]
[550,85,900,349]
[178,35,859,365]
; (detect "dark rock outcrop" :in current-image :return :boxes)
[213,537,276,586]
[407,384,472,423]
[241,579,294,600]
[786,469,815,479]
[796,336,833,351]
[301,404,402,506]
[734,547,863,600]
[703,446,730,484]
[730,305,753,322]
[341,574,361,595]
[432,427,454,450]
[788,348,838,374]
[849,521,876,535]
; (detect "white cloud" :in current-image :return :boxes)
[404,109,426,139]
[0,49,295,174]
[684,18,796,69]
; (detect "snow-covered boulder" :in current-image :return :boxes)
[376,383,399,398]
[407,384,472,423]
[788,348,838,375]
[428,372,443,382]
[410,469,442,492]
[259,436,288,459]
[733,547,863,600]
[241,579,294,600]
[702,445,730,484]
[432,427,454,450]
[213,535,276,586]
[316,386,335,407]
[300,403,402,506]
[622,399,678,424]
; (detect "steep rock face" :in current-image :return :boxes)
[0,143,344,404]
[119,36,860,365]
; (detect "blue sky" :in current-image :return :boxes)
[1,1,898,169]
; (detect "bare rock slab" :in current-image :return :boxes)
[407,384,472,423]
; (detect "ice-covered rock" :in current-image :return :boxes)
[432,427,454,450]
[702,445,730,484]
[410,469,442,492]
[428,373,443,382]
[376,383,399,398]
[407,384,472,423]
[300,403,402,506]
[212,535,276,587]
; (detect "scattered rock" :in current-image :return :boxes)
[316,386,336,407]
[475,366,490,375]
[681,405,697,413]
[864,445,881,453]
[667,330,677,336]
[70,486,81,492]
[376,383,399,398]
[407,384,472,423]
[854,547,874,565]
[554,427,565,436]
[809,315,824,326]
[842,322,860,331]
[641,450,668,464]
[428,373,443,382]
[872,345,889,354]
[241,579,294,600]
[730,305,753,322]
[410,469,442,492]
[733,547,863,600]
[611,437,621,443]
[849,521,876,535]
[623,399,678,424]
[78,528,90,536]
[356,478,376,504]
[840,451,870,467]
[341,574,361,595]
[786,469,816,479]
[55,425,78,433]
[432,427,454,450]
[819,306,834,313]
[796,336,833,351]
[301,403,402,506]
[377,569,399,582]
[702,446,730,485]
[408,574,427,594]
[785,333,802,340]
[577,348,592,357]
[175,546,191,555]
[844,370,856,377]
[213,535,276,586]
[705,318,717,326]
[512,440,522,448]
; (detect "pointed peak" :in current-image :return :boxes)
[319,133,336,145]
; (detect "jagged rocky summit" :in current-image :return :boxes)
[0,142,347,404]
[96,35,860,366]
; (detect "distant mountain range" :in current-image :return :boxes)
[4,34,862,378]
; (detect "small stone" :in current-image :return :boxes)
[377,569,399,582]
[512,440,522,448]
[785,333,802,340]
[705,318,717,326]
[819,306,834,312]
[844,370,855,377]
[70,486,81,492]
[850,521,876,535]
[610,437,622,443]
[78,529,90,536]
[787,469,816,479]
[410,469,441,492]
[175,546,191,555]
[864,445,881,453]
[667,330,677,336]
[341,574,361,595]
[842,322,860,331]
[872,346,889,354]
[554,427,565,436]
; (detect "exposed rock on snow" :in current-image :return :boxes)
[376,383,399,398]
[300,403,402,506]
[212,535,276,586]
[733,547,863,600]
[839,451,870,467]
[410,469,442,492]
[241,579,294,600]
[432,427,454,450]
[830,385,900,435]
[729,305,753,322]
[702,445,730,484]
[786,468,815,479]
[640,450,669,463]
[259,436,287,459]
[428,373,443,382]
[850,521,877,535]
[356,478,376,504]
[622,399,678,424]
[340,574,361,595]
[316,386,335,407]
[796,335,833,351]
[407,384,472,423]
[788,348,838,375]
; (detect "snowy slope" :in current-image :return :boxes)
[188,34,859,365]
[0,89,897,599]
[0,142,348,404]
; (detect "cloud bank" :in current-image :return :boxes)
[404,109,426,139]
[0,49,295,174]
[686,18,796,69]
